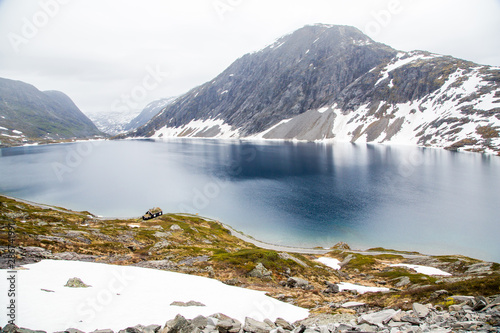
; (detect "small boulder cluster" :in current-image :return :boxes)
[2,296,499,333]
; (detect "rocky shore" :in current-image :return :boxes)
[2,294,500,333]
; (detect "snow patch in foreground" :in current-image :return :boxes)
[390,264,451,276]
[316,257,341,270]
[337,282,390,294]
[0,260,308,332]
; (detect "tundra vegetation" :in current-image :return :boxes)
[1,195,499,314]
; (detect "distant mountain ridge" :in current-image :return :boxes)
[0,77,102,143]
[124,97,176,132]
[87,98,176,135]
[87,110,140,135]
[126,24,500,154]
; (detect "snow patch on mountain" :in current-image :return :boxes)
[152,118,240,139]
[87,110,139,135]
[375,52,439,86]
[248,62,500,153]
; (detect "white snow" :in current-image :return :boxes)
[337,282,390,294]
[269,41,285,49]
[0,260,308,332]
[389,264,451,276]
[12,130,23,134]
[0,126,7,130]
[221,90,229,95]
[341,301,366,308]
[152,118,239,140]
[315,257,341,270]
[250,118,292,139]
[352,39,372,46]
[376,52,440,86]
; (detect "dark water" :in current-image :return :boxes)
[1,139,499,262]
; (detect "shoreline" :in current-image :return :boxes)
[1,194,332,255]
[2,192,500,333]
[3,135,499,157]
[123,136,500,157]
[0,194,481,261]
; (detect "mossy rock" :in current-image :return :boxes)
[65,277,91,288]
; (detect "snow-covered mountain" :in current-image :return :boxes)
[88,98,176,135]
[87,110,140,135]
[125,24,500,154]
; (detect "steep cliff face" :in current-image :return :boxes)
[130,24,397,137]
[127,24,500,154]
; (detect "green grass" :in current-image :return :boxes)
[210,248,323,276]
[401,273,500,300]
[342,253,377,270]
[376,267,438,285]
[367,247,422,255]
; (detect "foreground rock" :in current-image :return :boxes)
[2,297,499,333]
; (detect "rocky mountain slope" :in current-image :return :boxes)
[126,24,500,154]
[124,97,176,132]
[0,77,102,146]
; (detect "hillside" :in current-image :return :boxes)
[0,77,103,146]
[1,194,499,332]
[125,24,500,154]
[124,97,177,132]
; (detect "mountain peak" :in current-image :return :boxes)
[126,24,500,154]
[130,24,397,137]
[262,24,375,55]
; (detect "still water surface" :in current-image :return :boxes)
[1,139,499,262]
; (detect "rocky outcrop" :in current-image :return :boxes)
[64,277,91,288]
[170,301,206,307]
[248,263,272,279]
[4,298,499,333]
[284,276,312,290]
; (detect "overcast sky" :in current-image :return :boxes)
[1,0,499,116]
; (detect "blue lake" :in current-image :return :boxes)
[1,139,499,262]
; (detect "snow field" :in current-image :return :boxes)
[389,264,451,276]
[0,260,308,332]
[315,257,452,294]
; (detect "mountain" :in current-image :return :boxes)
[126,24,500,154]
[124,97,176,132]
[0,77,103,143]
[87,110,140,135]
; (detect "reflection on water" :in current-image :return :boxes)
[1,139,499,262]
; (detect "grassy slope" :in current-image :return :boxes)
[1,195,499,312]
